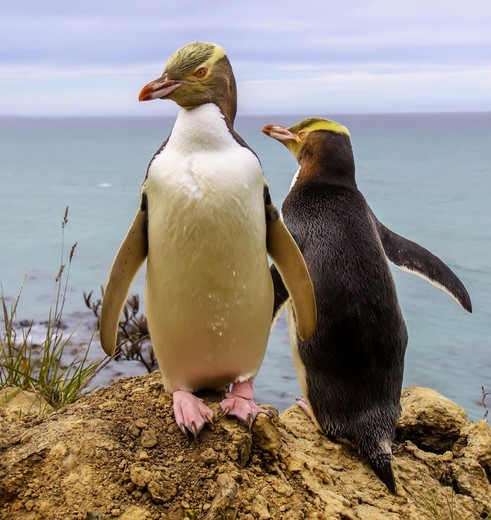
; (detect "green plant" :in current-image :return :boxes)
[0,207,107,409]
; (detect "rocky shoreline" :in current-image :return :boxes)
[1,373,490,519]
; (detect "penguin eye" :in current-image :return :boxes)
[298,132,307,141]
[193,67,208,79]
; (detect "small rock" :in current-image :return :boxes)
[24,499,35,512]
[129,464,153,489]
[200,447,219,465]
[205,474,239,520]
[129,424,141,437]
[251,494,271,519]
[135,418,149,429]
[21,432,33,443]
[141,428,158,448]
[147,480,177,504]
[252,413,282,456]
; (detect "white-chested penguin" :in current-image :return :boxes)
[262,118,472,491]
[99,43,316,438]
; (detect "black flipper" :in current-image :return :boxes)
[370,211,472,313]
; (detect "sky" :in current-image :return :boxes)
[1,0,491,116]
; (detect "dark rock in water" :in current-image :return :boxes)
[0,373,489,519]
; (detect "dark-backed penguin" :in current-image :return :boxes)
[99,43,316,438]
[262,118,472,491]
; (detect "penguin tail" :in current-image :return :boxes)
[367,452,396,492]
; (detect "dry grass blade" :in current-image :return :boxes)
[0,207,107,409]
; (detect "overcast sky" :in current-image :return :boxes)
[1,0,490,116]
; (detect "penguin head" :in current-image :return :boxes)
[139,42,237,123]
[262,118,355,186]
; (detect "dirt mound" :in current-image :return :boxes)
[1,374,490,519]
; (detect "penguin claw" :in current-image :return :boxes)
[247,413,254,430]
[220,396,271,427]
[172,390,214,438]
[190,421,199,440]
[219,377,270,427]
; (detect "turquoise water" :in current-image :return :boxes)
[0,113,489,420]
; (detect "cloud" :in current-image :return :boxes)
[239,66,491,115]
[2,60,489,116]
[1,0,491,115]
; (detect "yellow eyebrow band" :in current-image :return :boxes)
[293,118,350,137]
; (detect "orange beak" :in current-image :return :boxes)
[138,74,185,101]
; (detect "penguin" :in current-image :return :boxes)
[262,118,472,491]
[99,43,316,438]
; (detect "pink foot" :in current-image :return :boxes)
[220,378,270,428]
[173,390,214,438]
[296,396,313,419]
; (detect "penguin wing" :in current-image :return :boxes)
[264,188,317,340]
[371,212,472,313]
[100,200,148,356]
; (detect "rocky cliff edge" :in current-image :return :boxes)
[1,373,490,519]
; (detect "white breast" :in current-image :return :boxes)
[143,104,273,393]
[148,104,263,216]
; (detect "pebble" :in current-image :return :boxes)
[149,479,179,504]
[24,500,35,511]
[135,418,148,429]
[129,424,141,437]
[141,428,158,448]
[200,447,218,465]
[129,464,153,489]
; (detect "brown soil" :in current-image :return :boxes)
[1,374,490,519]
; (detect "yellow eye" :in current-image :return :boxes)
[298,131,307,141]
[193,67,208,79]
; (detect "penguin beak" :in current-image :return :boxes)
[262,124,296,142]
[139,74,185,101]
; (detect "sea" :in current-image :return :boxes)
[0,112,489,421]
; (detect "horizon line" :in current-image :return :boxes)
[1,109,491,119]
